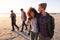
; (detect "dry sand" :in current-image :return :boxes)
[0,14,60,40]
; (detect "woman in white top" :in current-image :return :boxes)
[27,7,38,40]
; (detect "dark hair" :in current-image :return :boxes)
[11,10,13,12]
[20,8,23,11]
[27,7,38,18]
[39,3,47,10]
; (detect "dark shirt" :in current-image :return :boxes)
[11,13,16,22]
[12,16,15,21]
[39,13,49,37]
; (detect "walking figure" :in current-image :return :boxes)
[20,9,27,32]
[10,10,19,31]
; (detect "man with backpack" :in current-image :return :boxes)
[37,3,55,40]
[10,10,19,31]
[20,8,27,32]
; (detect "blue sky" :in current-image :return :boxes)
[0,0,60,17]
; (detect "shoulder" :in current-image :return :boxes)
[13,13,16,15]
[47,12,54,20]
[23,11,26,14]
[36,13,41,18]
[14,13,15,14]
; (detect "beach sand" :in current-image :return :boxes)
[0,14,60,40]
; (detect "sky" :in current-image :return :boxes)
[0,0,60,17]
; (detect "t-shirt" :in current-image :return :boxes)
[31,18,38,33]
[21,12,25,21]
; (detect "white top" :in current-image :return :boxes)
[21,12,25,21]
[31,18,38,33]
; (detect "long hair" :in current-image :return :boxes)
[27,7,38,18]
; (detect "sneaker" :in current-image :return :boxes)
[20,30,23,32]
[28,33,30,36]
[25,28,27,30]
[11,30,14,31]
[17,27,19,31]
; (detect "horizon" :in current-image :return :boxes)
[0,13,60,17]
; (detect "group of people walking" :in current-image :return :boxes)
[10,8,27,32]
[10,3,55,40]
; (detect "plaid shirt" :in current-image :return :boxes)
[39,13,49,37]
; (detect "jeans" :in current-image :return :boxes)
[21,21,27,31]
[30,31,38,40]
[11,21,19,30]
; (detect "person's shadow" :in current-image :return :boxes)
[13,31,30,40]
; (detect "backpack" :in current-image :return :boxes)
[11,13,16,22]
[24,12,27,21]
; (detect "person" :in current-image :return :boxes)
[27,7,38,40]
[27,17,31,35]
[37,3,55,40]
[20,8,27,32]
[10,10,19,31]
[27,7,32,35]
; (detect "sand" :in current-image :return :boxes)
[0,14,60,40]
